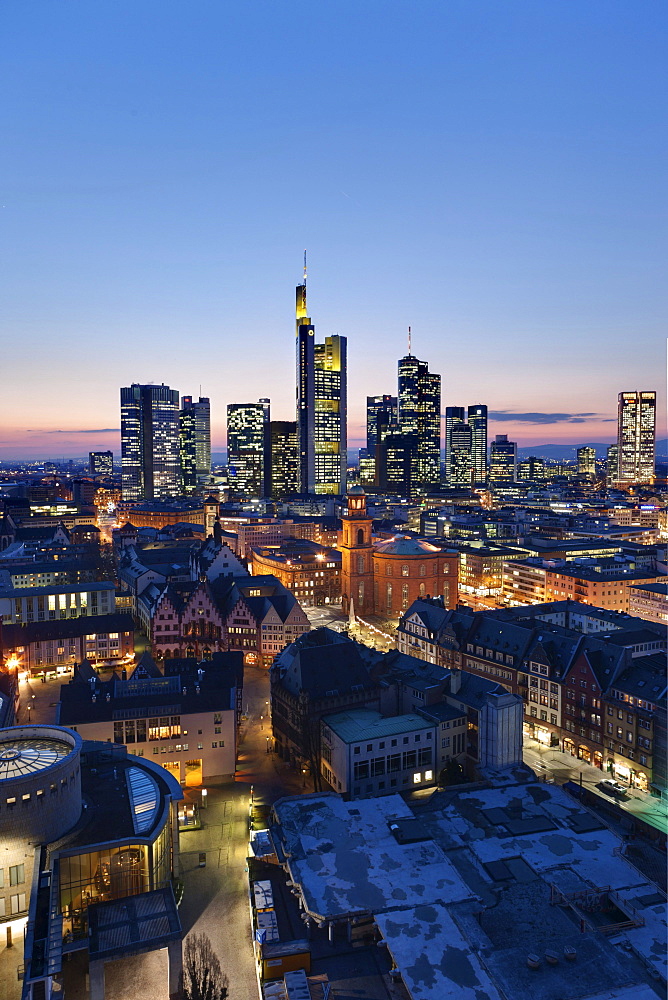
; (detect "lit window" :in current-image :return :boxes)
[413,773,421,784]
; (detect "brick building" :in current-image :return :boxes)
[339,487,458,618]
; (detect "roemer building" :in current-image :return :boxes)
[0,724,183,1000]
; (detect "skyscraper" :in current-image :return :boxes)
[444,407,465,485]
[270,420,300,499]
[468,404,488,485]
[616,391,656,484]
[120,383,180,501]
[179,402,198,494]
[181,396,211,483]
[397,350,441,489]
[577,446,596,480]
[448,422,473,486]
[366,395,398,452]
[295,266,347,494]
[489,434,517,484]
[227,400,271,497]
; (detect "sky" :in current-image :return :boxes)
[0,1,665,459]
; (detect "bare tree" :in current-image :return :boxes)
[183,932,229,1000]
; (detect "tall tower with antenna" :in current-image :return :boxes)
[295,254,347,494]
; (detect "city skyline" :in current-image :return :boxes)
[1,3,665,459]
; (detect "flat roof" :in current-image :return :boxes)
[88,886,181,961]
[272,793,473,921]
[322,709,434,743]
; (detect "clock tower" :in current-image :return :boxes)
[340,486,374,615]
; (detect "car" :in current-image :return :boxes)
[596,779,626,799]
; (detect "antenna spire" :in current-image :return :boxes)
[408,325,412,356]
[303,249,307,287]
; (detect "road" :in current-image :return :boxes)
[522,737,668,836]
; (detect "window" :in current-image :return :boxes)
[354,746,360,755]
[371,758,385,777]
[10,893,26,915]
[353,761,369,780]
[387,754,401,772]
[401,564,409,577]
[441,737,450,749]
[402,750,416,769]
[9,864,24,886]
[211,742,217,748]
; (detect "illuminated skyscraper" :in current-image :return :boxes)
[577,446,596,480]
[295,265,347,494]
[489,434,517,484]
[120,383,180,501]
[616,391,656,484]
[468,404,488,485]
[397,349,441,489]
[270,420,300,499]
[366,395,398,452]
[444,407,465,485]
[448,422,473,486]
[227,400,271,497]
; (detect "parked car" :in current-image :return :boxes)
[596,779,626,799]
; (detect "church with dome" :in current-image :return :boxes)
[339,486,458,617]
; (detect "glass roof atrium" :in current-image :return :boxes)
[0,738,72,780]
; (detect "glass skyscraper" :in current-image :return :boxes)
[270,420,300,499]
[296,274,347,494]
[227,399,271,498]
[120,383,180,501]
[616,391,656,484]
[397,354,441,489]
[489,434,517,483]
[468,404,488,486]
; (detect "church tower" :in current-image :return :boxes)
[339,485,374,615]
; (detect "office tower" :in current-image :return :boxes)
[180,396,211,484]
[489,434,517,483]
[468,404,488,485]
[88,451,113,476]
[444,407,465,485]
[577,446,596,480]
[179,402,197,494]
[366,395,398,452]
[120,383,180,501]
[517,456,545,480]
[295,268,347,494]
[270,420,300,498]
[375,429,416,495]
[448,422,473,486]
[397,351,441,489]
[616,391,656,484]
[227,400,271,497]
[606,443,619,486]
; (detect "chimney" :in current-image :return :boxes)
[449,668,462,695]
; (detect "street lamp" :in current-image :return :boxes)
[201,788,207,809]
[266,737,270,754]
[302,766,308,788]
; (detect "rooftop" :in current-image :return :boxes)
[322,709,434,743]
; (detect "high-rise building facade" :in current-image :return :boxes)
[366,395,398,452]
[577,446,596,480]
[489,434,517,484]
[397,353,441,489]
[180,396,211,484]
[270,420,300,498]
[448,422,473,486]
[296,274,347,494]
[88,451,113,476]
[120,383,180,501]
[444,407,465,485]
[606,443,619,486]
[468,404,488,485]
[227,400,271,498]
[616,391,656,484]
[179,402,198,494]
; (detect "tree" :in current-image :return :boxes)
[183,933,229,1000]
[439,757,464,787]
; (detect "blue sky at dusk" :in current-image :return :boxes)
[1,1,665,459]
